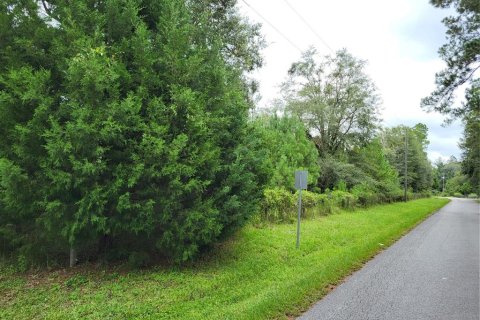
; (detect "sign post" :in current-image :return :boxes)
[295,170,308,248]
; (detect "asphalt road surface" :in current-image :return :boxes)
[299,198,480,320]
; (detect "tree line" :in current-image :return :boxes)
[0,0,477,268]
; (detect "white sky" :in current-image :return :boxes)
[238,0,463,162]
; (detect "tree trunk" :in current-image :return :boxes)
[69,246,77,267]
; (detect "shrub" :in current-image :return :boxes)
[351,185,379,207]
[413,191,432,199]
[259,186,429,225]
[468,193,478,199]
[330,190,357,210]
[260,188,296,223]
[260,188,338,223]
[300,191,333,217]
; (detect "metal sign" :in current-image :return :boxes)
[295,170,308,190]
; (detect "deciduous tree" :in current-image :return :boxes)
[282,48,381,156]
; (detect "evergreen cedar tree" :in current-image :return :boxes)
[0,0,267,263]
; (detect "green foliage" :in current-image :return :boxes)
[250,115,320,190]
[459,81,480,194]
[259,186,413,224]
[422,0,479,120]
[349,139,401,196]
[317,156,373,191]
[282,48,380,155]
[381,124,433,192]
[260,188,296,223]
[0,0,443,270]
[0,198,449,319]
[445,172,473,196]
[0,0,266,263]
[351,184,380,207]
[433,156,462,192]
[64,275,89,289]
[315,139,401,202]
[259,188,342,223]
[330,190,357,210]
[433,86,478,197]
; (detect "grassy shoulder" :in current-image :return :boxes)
[0,198,449,320]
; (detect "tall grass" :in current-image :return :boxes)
[0,198,449,320]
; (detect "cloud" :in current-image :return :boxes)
[392,4,454,61]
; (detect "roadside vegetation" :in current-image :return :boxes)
[0,198,449,320]
[432,156,479,199]
[0,0,474,318]
[0,0,437,269]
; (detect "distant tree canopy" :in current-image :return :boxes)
[0,0,267,264]
[421,0,479,119]
[282,48,381,156]
[433,156,461,191]
[276,48,408,196]
[433,155,476,196]
[381,124,433,192]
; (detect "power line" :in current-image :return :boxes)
[241,0,303,53]
[282,0,334,53]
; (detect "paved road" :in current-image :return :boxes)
[299,198,480,320]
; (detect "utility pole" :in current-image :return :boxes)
[404,128,408,202]
[442,176,445,194]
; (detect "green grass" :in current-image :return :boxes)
[0,198,449,320]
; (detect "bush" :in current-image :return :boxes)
[468,193,478,199]
[259,186,430,224]
[260,188,296,223]
[260,188,337,223]
[413,191,432,199]
[351,185,379,207]
[300,191,333,217]
[330,190,357,210]
[260,188,362,224]
[318,157,375,191]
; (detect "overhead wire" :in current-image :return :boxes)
[282,0,334,53]
[240,0,303,53]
